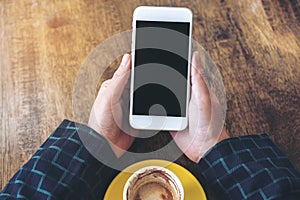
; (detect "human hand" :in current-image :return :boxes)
[171,51,229,163]
[88,54,136,157]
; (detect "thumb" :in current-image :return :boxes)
[110,54,131,104]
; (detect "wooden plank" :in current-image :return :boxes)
[0,0,299,195]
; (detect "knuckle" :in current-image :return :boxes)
[101,79,111,88]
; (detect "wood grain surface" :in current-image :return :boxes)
[0,0,299,196]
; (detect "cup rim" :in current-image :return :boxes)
[123,165,184,200]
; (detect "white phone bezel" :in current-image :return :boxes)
[129,6,193,131]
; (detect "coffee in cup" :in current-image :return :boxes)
[123,166,184,200]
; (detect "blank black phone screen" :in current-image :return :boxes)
[133,21,190,117]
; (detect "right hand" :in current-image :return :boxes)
[171,51,229,163]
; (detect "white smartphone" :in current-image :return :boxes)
[129,6,192,131]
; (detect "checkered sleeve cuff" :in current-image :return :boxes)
[0,120,118,200]
[197,134,300,199]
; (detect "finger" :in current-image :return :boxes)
[170,130,176,136]
[190,51,210,101]
[122,77,131,103]
[100,79,112,90]
[113,54,131,78]
[95,54,130,103]
[95,79,111,100]
[110,54,131,102]
[96,79,112,101]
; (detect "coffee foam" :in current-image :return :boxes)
[125,167,183,200]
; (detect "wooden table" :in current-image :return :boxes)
[1,0,299,197]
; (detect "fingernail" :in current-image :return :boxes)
[121,54,130,66]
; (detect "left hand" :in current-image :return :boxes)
[88,54,136,157]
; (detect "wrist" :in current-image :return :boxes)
[217,126,230,143]
[191,127,229,163]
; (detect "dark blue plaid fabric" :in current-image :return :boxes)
[1,120,300,199]
[197,134,300,199]
[0,120,118,200]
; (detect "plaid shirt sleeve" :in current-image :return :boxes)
[197,134,300,199]
[2,121,300,200]
[0,120,119,200]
